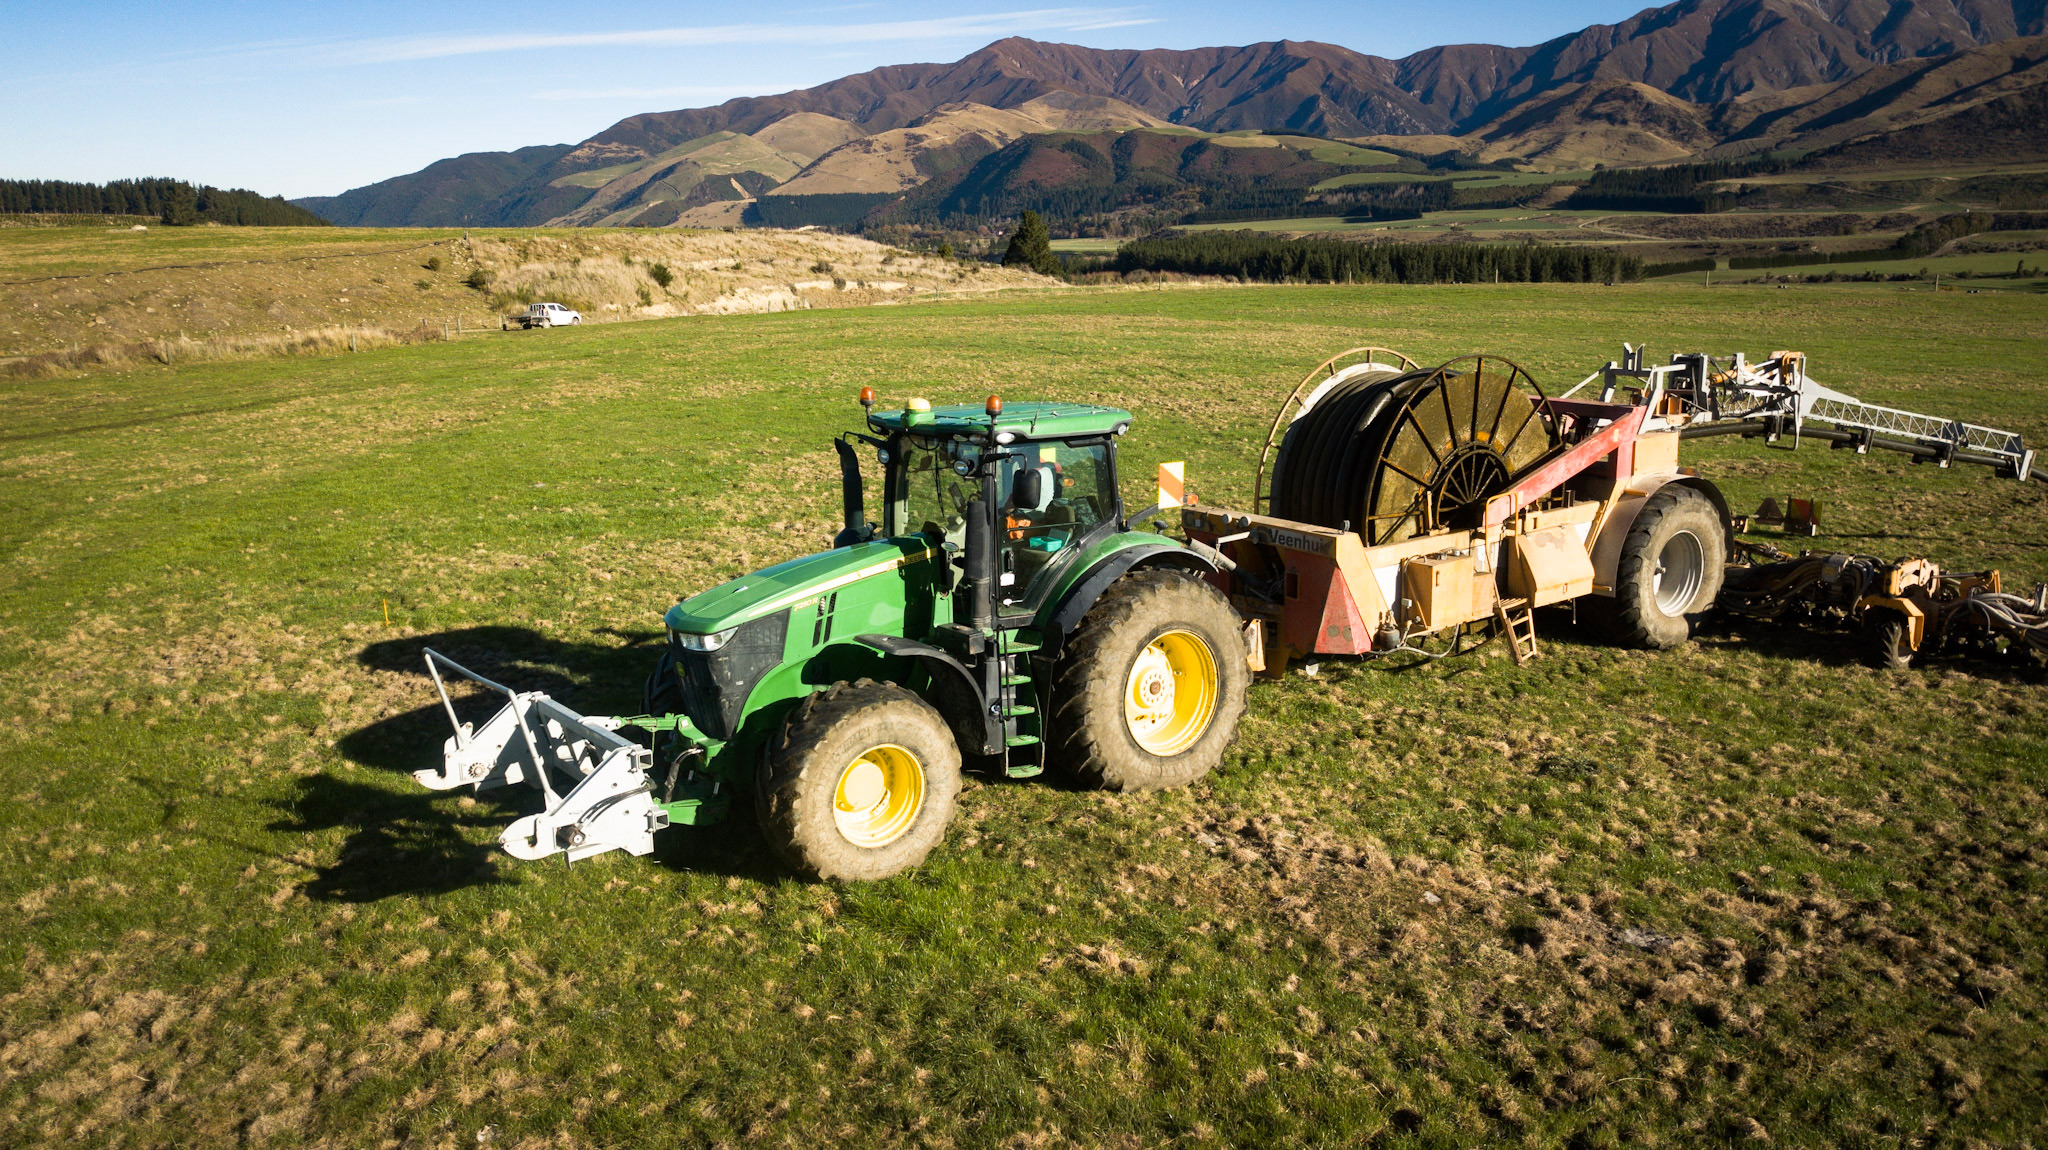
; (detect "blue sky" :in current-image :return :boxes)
[0,1,1652,199]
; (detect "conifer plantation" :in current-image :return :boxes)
[0,177,327,226]
[1109,232,1644,284]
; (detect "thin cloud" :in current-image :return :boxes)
[336,9,1157,64]
[533,85,778,102]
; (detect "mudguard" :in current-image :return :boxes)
[848,634,1002,755]
[1040,542,1216,658]
[1588,474,1730,597]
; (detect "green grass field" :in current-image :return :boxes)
[3,282,2046,1147]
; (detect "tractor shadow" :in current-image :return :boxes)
[292,625,786,901]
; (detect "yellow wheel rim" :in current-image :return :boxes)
[833,744,925,849]
[1123,629,1219,756]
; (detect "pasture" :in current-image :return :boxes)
[2,281,2045,1147]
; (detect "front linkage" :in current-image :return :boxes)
[414,649,739,863]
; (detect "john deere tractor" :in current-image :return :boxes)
[415,392,1248,880]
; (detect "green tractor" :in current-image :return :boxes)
[416,392,1249,880]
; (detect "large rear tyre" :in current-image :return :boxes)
[1608,487,1726,649]
[757,680,961,881]
[1048,570,1248,791]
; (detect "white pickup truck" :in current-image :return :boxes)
[504,302,582,329]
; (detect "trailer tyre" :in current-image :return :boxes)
[757,679,961,881]
[1048,570,1248,791]
[1607,487,1725,649]
[1863,609,1915,671]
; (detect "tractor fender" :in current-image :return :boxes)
[847,634,1002,756]
[1040,542,1217,658]
[1588,473,1731,597]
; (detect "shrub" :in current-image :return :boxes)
[648,262,674,289]
[423,256,443,272]
[464,268,494,291]
[810,260,834,274]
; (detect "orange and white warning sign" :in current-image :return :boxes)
[1157,461,1185,509]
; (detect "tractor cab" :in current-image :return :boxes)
[856,395,1133,621]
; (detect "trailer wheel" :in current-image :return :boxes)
[757,679,961,881]
[1606,487,1725,649]
[1863,609,1915,671]
[1048,570,1247,791]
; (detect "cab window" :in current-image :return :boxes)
[1000,440,1115,606]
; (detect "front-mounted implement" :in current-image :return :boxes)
[419,390,1248,880]
[414,650,729,862]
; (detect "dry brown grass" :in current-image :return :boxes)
[0,226,1052,379]
[1,324,448,380]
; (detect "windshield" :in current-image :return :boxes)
[893,437,972,550]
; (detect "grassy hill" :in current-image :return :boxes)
[0,226,1051,374]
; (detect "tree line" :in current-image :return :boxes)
[0,177,329,226]
[1106,231,1643,284]
[1562,157,1789,214]
[1727,211,2048,269]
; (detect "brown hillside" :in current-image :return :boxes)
[771,97,1168,198]
[303,3,2048,226]
[1802,78,2048,167]
[749,113,868,165]
[1717,33,2048,155]
[1468,81,1718,168]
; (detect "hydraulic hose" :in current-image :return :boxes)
[1680,420,2032,478]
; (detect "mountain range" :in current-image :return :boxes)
[296,0,2048,230]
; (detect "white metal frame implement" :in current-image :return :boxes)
[1560,346,2035,480]
[416,648,667,863]
[1716,351,2029,471]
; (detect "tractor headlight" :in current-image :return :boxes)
[675,626,740,652]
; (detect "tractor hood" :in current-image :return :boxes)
[665,537,938,635]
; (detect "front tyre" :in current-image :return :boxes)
[1049,570,1248,791]
[757,680,962,881]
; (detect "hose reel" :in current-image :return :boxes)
[1267,353,1560,546]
